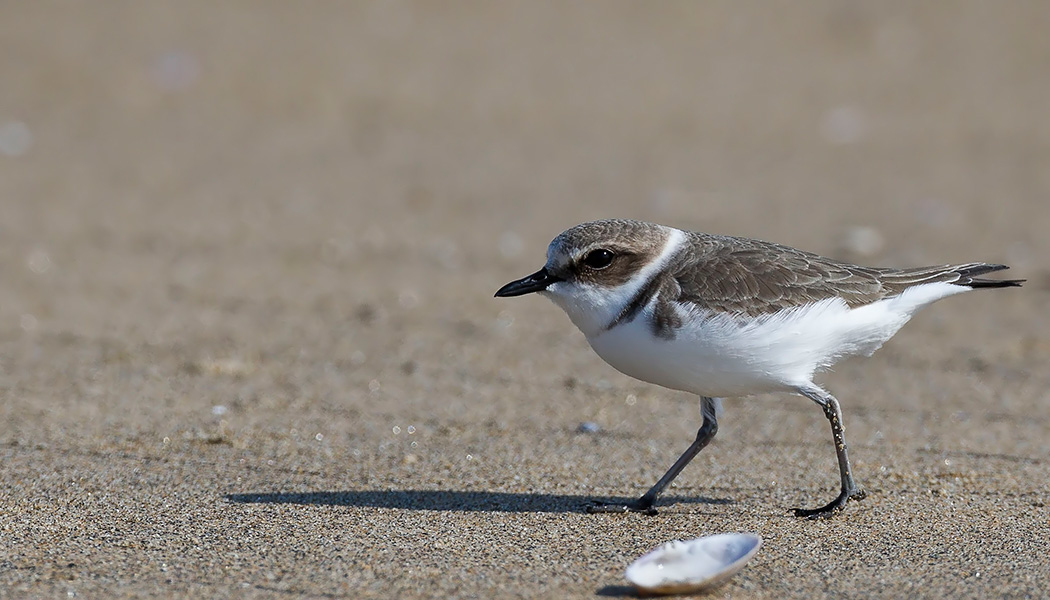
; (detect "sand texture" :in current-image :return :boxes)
[2,2,1049,598]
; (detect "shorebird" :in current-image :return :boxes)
[495,219,1022,517]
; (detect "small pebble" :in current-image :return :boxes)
[576,422,602,434]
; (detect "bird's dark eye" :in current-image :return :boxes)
[582,249,615,269]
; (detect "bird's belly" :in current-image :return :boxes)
[586,317,794,397]
[586,296,923,397]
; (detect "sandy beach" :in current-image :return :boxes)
[2,2,1048,597]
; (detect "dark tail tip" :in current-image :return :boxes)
[967,278,1025,289]
[956,264,1024,289]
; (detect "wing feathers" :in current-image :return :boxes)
[671,233,1021,317]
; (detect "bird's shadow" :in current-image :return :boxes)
[225,489,733,513]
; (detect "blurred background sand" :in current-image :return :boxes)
[1,2,1048,597]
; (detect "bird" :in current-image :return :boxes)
[494,219,1023,517]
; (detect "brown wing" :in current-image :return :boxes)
[671,233,1012,317]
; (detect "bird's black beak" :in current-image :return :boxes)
[494,268,563,297]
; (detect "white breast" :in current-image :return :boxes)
[586,281,969,398]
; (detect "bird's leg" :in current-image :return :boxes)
[587,396,719,515]
[792,385,866,518]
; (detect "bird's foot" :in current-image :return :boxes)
[792,488,866,519]
[585,498,659,516]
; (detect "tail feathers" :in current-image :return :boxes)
[952,263,1024,288]
[966,277,1024,289]
[879,263,1024,290]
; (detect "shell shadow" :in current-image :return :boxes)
[595,585,641,597]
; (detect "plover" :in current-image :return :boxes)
[495,219,1022,517]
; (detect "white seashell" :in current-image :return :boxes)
[625,533,762,595]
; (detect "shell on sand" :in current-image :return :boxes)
[625,533,762,595]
